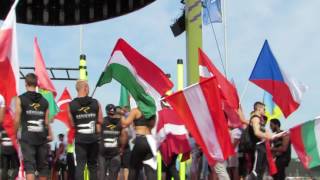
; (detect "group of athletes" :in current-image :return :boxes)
[0,72,292,180]
[0,73,156,180]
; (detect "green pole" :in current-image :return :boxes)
[185,0,202,85]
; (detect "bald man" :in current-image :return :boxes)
[68,80,103,180]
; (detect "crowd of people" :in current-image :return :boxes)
[0,73,292,180]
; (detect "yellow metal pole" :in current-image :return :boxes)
[185,0,202,85]
[79,54,88,80]
[177,59,186,180]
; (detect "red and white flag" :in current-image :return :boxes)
[198,48,242,128]
[34,37,57,96]
[0,0,19,149]
[55,88,75,144]
[157,107,191,165]
[165,77,234,165]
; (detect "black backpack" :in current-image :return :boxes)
[238,125,254,153]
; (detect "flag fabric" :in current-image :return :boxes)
[198,48,241,127]
[165,77,234,165]
[263,91,282,122]
[157,107,191,165]
[55,88,75,144]
[96,38,173,119]
[34,37,59,120]
[290,117,320,169]
[202,0,222,25]
[0,1,20,150]
[34,37,57,96]
[265,140,278,175]
[119,85,130,109]
[249,40,307,118]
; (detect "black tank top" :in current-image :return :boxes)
[273,131,291,164]
[70,96,99,144]
[100,116,122,157]
[134,116,149,127]
[19,91,48,145]
[0,126,15,155]
[249,115,266,144]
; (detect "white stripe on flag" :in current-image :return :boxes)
[157,123,188,143]
[314,118,320,159]
[57,99,71,107]
[199,65,213,78]
[183,85,224,160]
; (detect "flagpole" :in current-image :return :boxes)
[223,0,228,79]
[240,81,249,104]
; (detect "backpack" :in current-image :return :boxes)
[238,126,254,153]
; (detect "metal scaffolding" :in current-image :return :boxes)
[20,67,79,81]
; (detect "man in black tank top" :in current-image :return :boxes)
[14,73,53,180]
[0,126,20,180]
[1,93,20,180]
[247,102,273,180]
[97,104,128,180]
[67,80,103,180]
[270,119,291,180]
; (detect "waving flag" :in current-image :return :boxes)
[263,91,282,122]
[34,37,59,120]
[96,38,173,119]
[198,48,241,127]
[203,0,222,25]
[157,107,190,165]
[0,1,19,151]
[55,88,75,144]
[290,117,320,169]
[166,77,234,165]
[249,40,307,118]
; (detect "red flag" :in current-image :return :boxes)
[34,37,57,96]
[157,108,191,165]
[265,140,278,175]
[166,77,234,165]
[55,88,75,144]
[198,48,239,109]
[0,2,19,151]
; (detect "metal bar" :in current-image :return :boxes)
[49,68,55,78]
[19,66,79,81]
[66,69,70,79]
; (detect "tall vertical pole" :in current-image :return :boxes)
[79,25,88,80]
[177,59,186,180]
[223,0,228,78]
[185,0,202,85]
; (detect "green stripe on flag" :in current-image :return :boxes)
[302,120,320,168]
[39,89,59,121]
[97,63,156,118]
[119,85,130,109]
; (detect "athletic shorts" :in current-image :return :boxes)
[20,141,49,176]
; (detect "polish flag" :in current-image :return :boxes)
[55,88,75,144]
[165,77,234,165]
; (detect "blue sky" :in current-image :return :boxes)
[4,0,320,142]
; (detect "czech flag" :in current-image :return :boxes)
[249,40,307,118]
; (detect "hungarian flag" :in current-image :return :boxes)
[157,107,191,165]
[198,48,241,127]
[96,38,173,119]
[0,1,20,150]
[290,117,320,169]
[249,40,307,118]
[165,77,234,165]
[55,88,75,144]
[119,85,131,109]
[34,37,59,120]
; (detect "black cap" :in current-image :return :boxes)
[105,104,116,114]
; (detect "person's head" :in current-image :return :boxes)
[58,133,64,141]
[253,101,265,116]
[25,73,38,90]
[105,104,116,116]
[76,80,89,96]
[115,106,123,115]
[270,118,281,132]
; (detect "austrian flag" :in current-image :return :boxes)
[165,77,234,165]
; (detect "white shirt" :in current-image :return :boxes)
[230,128,242,151]
[0,94,5,108]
